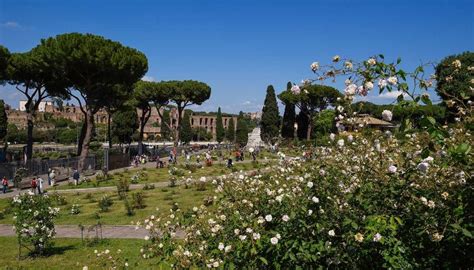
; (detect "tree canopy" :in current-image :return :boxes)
[279,84,342,140]
[216,107,225,143]
[281,82,296,139]
[0,45,10,82]
[435,51,474,118]
[180,111,193,144]
[111,107,139,145]
[236,111,249,146]
[226,117,235,142]
[0,100,7,142]
[36,32,148,170]
[261,85,280,142]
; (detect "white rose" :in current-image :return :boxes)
[310,62,319,71]
[291,84,301,94]
[378,79,388,88]
[270,237,279,245]
[311,196,320,203]
[282,215,290,222]
[388,165,397,173]
[307,181,314,188]
[367,58,376,66]
[387,76,398,85]
[328,230,335,236]
[344,84,357,96]
[364,81,374,90]
[265,215,273,222]
[382,110,393,122]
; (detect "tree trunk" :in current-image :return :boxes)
[107,112,112,149]
[26,112,34,161]
[306,121,312,141]
[77,121,87,156]
[78,109,94,172]
[138,109,150,155]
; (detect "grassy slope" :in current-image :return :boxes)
[0,237,170,270]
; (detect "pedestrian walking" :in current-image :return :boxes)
[31,177,37,195]
[37,176,44,194]
[2,176,8,194]
[49,170,56,187]
[72,169,80,186]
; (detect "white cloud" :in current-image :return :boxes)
[377,91,409,99]
[1,21,21,28]
[242,101,252,105]
[142,75,155,82]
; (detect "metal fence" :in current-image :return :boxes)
[0,156,97,180]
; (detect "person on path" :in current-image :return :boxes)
[49,170,56,187]
[37,176,44,194]
[2,176,8,194]
[31,177,37,195]
[72,169,80,186]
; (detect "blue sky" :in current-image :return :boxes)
[0,0,473,113]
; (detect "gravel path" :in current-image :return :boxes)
[0,224,151,239]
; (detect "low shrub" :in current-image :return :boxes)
[131,192,146,209]
[98,195,113,212]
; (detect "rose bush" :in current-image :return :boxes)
[12,192,60,255]
[136,124,472,269]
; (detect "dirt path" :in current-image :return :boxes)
[0,224,152,239]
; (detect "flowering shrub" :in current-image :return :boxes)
[12,192,59,255]
[70,204,81,215]
[138,126,472,268]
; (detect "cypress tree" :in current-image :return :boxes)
[296,109,309,140]
[281,82,296,139]
[236,111,249,146]
[180,111,193,144]
[261,85,280,142]
[216,107,225,143]
[0,100,7,143]
[226,117,235,142]
[160,109,171,141]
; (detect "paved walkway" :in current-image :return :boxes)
[0,224,153,239]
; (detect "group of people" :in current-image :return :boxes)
[132,155,148,167]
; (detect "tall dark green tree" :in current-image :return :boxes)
[180,111,193,144]
[236,111,249,146]
[281,82,296,139]
[0,45,10,82]
[160,109,171,141]
[226,117,235,142]
[0,100,7,148]
[260,85,280,142]
[215,107,225,143]
[38,33,148,170]
[435,51,474,119]
[111,107,139,146]
[296,109,309,140]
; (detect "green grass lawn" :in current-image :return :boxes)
[0,237,170,270]
[0,184,214,225]
[52,160,272,190]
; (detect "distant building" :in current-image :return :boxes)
[346,114,396,131]
[19,100,53,112]
[8,101,238,141]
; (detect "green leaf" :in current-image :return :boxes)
[421,95,432,105]
[462,228,473,238]
[396,57,401,64]
[259,257,268,265]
